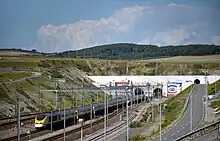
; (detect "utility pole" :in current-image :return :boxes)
[102,85,107,141]
[39,84,41,112]
[16,97,20,141]
[205,74,208,119]
[152,103,154,122]
[55,81,58,109]
[215,75,217,94]
[136,87,138,105]
[190,92,193,132]
[73,96,76,125]
[131,82,133,109]
[90,95,93,134]
[126,90,129,141]
[64,99,66,141]
[116,90,118,115]
[50,111,53,132]
[159,103,162,141]
[130,87,133,109]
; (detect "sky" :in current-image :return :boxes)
[0,0,220,53]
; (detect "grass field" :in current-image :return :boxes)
[145,55,220,63]
[0,72,32,82]
[0,51,31,56]
[208,79,220,95]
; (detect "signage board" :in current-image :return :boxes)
[167,81,182,96]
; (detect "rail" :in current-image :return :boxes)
[87,114,136,141]
[40,108,125,141]
[175,120,220,141]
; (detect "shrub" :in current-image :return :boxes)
[51,71,63,78]
[129,121,143,128]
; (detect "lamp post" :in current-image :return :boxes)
[101,84,107,141]
[190,91,193,132]
[126,88,129,141]
[63,99,66,141]
[55,81,58,109]
[16,97,20,141]
[159,103,162,141]
[79,119,84,141]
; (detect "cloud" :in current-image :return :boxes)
[33,2,220,52]
[212,36,220,45]
[32,5,144,52]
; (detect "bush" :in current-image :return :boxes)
[51,71,63,78]
[130,134,147,141]
[129,121,143,128]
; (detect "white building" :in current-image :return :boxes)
[87,75,220,97]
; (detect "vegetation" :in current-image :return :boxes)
[1,44,220,60]
[129,121,143,128]
[0,72,32,82]
[210,100,220,109]
[51,70,63,78]
[208,79,220,95]
[51,44,219,60]
[129,134,147,141]
[130,84,193,141]
[159,85,192,129]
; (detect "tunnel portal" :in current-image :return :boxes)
[194,79,200,84]
[134,87,144,95]
[153,88,163,98]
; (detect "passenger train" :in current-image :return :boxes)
[35,94,146,129]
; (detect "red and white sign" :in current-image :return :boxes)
[115,81,129,95]
[115,81,129,86]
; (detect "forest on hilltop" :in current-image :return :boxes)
[60,43,220,60]
[1,43,220,60]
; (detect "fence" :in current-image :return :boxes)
[175,120,220,141]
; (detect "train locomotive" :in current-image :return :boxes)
[35,93,145,129]
[34,108,77,128]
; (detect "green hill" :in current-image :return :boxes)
[58,43,220,60]
[1,44,220,59]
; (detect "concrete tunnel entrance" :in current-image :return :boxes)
[134,87,144,95]
[194,79,200,84]
[153,88,162,98]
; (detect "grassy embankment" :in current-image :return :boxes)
[0,72,32,82]
[208,79,220,118]
[208,79,220,95]
[130,84,193,141]
[0,57,111,118]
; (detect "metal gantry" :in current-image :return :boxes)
[37,81,162,141]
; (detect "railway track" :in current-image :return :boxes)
[41,108,126,141]
[0,112,48,131]
[42,105,139,141]
[88,114,136,141]
[1,107,125,141]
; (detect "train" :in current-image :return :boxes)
[34,94,146,129]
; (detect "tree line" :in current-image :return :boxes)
[58,43,220,60]
[1,43,220,59]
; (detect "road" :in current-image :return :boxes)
[153,84,205,141]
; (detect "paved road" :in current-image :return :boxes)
[153,84,205,141]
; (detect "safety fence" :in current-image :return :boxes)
[175,120,220,141]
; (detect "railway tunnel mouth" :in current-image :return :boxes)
[134,87,144,95]
[153,88,163,98]
[194,79,200,84]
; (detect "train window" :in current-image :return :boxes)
[52,115,58,121]
[36,115,46,120]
